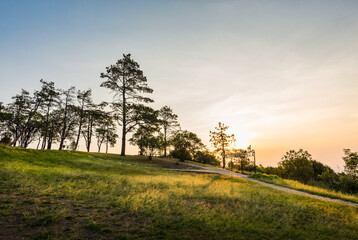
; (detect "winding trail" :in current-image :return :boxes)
[173,163,358,208]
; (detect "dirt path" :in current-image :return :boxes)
[173,163,358,208]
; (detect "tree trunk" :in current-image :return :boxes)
[221,135,226,168]
[59,110,67,150]
[222,148,226,169]
[75,123,82,150]
[36,137,41,149]
[13,126,19,147]
[86,119,92,152]
[59,92,70,150]
[121,124,126,156]
[164,127,167,157]
[121,83,126,156]
[47,139,52,149]
[41,137,47,150]
[42,106,50,150]
[74,106,83,150]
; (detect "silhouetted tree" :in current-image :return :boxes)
[46,109,62,149]
[158,106,179,157]
[278,149,315,184]
[19,85,49,148]
[7,90,32,147]
[95,113,117,153]
[38,80,60,149]
[82,103,107,152]
[0,102,12,144]
[129,106,159,156]
[171,130,204,162]
[144,135,162,160]
[194,150,220,166]
[311,160,334,181]
[100,54,153,156]
[209,122,235,168]
[74,89,92,150]
[104,127,118,154]
[58,87,76,150]
[343,149,358,176]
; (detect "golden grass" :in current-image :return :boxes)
[251,173,358,204]
[1,146,358,239]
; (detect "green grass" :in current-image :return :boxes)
[0,146,358,239]
[250,173,358,204]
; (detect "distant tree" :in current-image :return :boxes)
[6,89,44,148]
[100,54,153,156]
[311,160,334,180]
[3,81,62,149]
[58,87,76,150]
[0,103,5,132]
[278,149,315,184]
[158,106,179,157]
[0,102,12,143]
[171,130,204,162]
[95,113,117,153]
[209,122,235,168]
[334,174,358,194]
[38,80,60,150]
[228,148,247,172]
[82,103,107,152]
[104,127,118,154]
[46,109,62,149]
[129,106,159,156]
[74,89,92,150]
[130,127,150,156]
[343,149,358,176]
[6,90,30,146]
[18,86,47,148]
[317,170,339,189]
[143,135,162,160]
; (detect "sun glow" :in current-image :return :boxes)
[231,129,255,150]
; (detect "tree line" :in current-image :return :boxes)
[254,149,358,195]
[0,54,221,165]
[0,81,117,153]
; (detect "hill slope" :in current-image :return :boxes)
[1,146,358,239]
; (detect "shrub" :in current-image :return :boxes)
[194,151,220,166]
[170,149,191,161]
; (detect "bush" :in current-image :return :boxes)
[0,135,11,145]
[334,174,358,194]
[317,170,339,188]
[170,149,191,162]
[194,151,220,166]
[251,173,280,181]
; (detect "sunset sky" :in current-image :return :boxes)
[1,0,357,170]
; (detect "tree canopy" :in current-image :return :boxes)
[158,106,179,157]
[209,122,235,168]
[343,149,358,176]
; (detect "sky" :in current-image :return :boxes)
[1,0,358,171]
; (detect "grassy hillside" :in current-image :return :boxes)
[1,146,358,239]
[250,173,358,204]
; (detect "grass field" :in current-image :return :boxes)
[1,146,358,239]
[250,173,358,204]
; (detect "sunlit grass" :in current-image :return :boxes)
[250,173,358,204]
[1,146,358,239]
